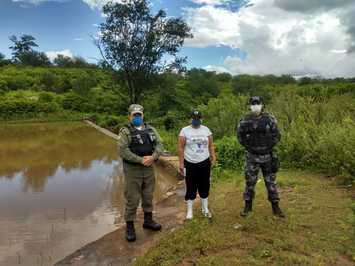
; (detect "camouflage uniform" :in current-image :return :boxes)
[237,112,281,203]
[118,123,163,222]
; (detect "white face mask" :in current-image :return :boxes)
[250,104,263,113]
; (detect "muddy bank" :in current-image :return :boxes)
[55,159,186,266]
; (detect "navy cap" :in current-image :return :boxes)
[249,96,263,105]
[191,110,202,119]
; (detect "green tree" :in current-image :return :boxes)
[9,35,50,66]
[54,54,94,68]
[71,56,93,68]
[0,53,11,67]
[9,35,38,61]
[96,0,192,103]
[53,54,73,67]
[186,69,220,103]
[17,51,51,66]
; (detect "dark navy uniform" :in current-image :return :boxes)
[237,112,281,203]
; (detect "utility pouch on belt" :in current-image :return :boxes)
[271,153,280,173]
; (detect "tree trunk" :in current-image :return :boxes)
[124,69,135,104]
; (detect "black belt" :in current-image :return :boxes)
[122,159,141,165]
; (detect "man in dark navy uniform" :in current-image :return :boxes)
[237,96,285,218]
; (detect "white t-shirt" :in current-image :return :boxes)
[179,125,212,163]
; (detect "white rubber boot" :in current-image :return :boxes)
[186,200,194,220]
[201,198,212,218]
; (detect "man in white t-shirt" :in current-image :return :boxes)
[178,110,217,220]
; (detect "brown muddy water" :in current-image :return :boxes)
[0,122,177,266]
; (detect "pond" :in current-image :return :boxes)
[0,122,176,266]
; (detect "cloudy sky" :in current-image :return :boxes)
[1,0,355,77]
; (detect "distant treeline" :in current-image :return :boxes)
[1,65,355,122]
[0,64,354,183]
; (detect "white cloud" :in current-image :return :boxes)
[45,49,73,61]
[330,49,347,54]
[81,0,122,9]
[204,65,230,73]
[274,0,353,13]
[184,5,241,48]
[12,0,122,9]
[191,0,228,6]
[184,0,355,77]
[12,0,66,4]
[74,38,84,41]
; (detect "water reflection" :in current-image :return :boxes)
[0,122,177,266]
[0,123,117,192]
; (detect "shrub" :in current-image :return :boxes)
[37,102,60,113]
[214,136,245,170]
[0,80,8,92]
[62,92,85,111]
[38,91,55,102]
[159,129,179,154]
[198,93,248,139]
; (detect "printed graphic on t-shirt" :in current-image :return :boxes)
[191,137,208,153]
[179,125,212,163]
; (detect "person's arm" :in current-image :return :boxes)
[151,127,164,160]
[118,128,144,164]
[143,127,164,167]
[270,116,281,147]
[178,136,186,175]
[208,135,217,166]
[237,118,247,147]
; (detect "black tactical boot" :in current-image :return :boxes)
[272,202,285,218]
[240,201,253,217]
[125,221,136,242]
[143,212,162,231]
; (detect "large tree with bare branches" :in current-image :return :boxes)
[95,0,192,103]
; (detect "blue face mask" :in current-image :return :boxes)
[192,119,201,127]
[132,116,143,127]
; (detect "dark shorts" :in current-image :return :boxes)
[184,158,211,201]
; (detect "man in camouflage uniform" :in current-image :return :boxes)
[118,104,164,242]
[237,96,285,218]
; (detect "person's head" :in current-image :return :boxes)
[249,96,263,114]
[190,109,202,128]
[128,104,144,127]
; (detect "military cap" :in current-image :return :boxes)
[128,104,144,115]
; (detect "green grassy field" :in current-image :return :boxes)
[135,170,354,266]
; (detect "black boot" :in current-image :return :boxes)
[272,202,285,218]
[125,221,136,242]
[143,212,162,231]
[240,201,253,217]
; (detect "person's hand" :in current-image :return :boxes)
[143,156,155,167]
[179,163,185,176]
[211,156,217,167]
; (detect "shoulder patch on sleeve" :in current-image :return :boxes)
[147,124,155,131]
[239,116,247,124]
[119,127,129,135]
[269,114,277,123]
[265,114,277,126]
